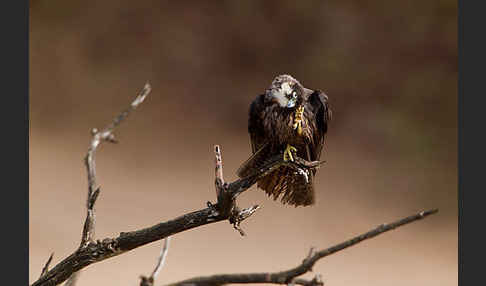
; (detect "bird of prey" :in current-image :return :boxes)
[237,74,331,207]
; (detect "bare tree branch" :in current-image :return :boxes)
[291,275,323,286]
[82,81,151,247]
[152,237,171,279]
[39,253,54,279]
[31,83,321,286]
[140,237,171,286]
[214,145,224,198]
[163,209,438,286]
[73,82,151,286]
[32,147,317,286]
[31,82,437,286]
[32,83,152,286]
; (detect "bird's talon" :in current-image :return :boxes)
[293,106,305,135]
[283,144,297,162]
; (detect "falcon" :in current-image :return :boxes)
[237,74,331,207]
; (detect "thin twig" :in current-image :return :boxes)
[33,83,151,286]
[31,141,317,286]
[140,237,171,286]
[32,81,426,286]
[39,253,54,278]
[291,275,323,286]
[164,209,438,286]
[152,237,171,279]
[81,82,151,246]
[214,145,224,198]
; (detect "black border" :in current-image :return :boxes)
[459,0,484,285]
[14,1,464,284]
[1,0,29,284]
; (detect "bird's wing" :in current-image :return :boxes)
[237,94,271,178]
[306,89,332,162]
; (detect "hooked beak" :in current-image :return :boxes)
[286,95,297,108]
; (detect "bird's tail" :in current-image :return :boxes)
[236,142,272,178]
[237,143,316,207]
[258,166,315,207]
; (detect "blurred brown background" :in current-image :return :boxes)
[29,1,457,285]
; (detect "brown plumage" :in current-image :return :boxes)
[237,75,331,207]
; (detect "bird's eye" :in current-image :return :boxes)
[286,90,296,99]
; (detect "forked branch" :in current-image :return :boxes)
[39,253,54,279]
[64,82,151,286]
[31,83,321,286]
[31,82,438,286]
[81,81,151,246]
[140,237,171,286]
[164,209,438,286]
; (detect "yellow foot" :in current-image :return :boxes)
[293,106,305,135]
[283,144,298,162]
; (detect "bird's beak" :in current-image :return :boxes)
[287,95,297,108]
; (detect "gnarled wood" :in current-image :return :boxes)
[31,83,321,286]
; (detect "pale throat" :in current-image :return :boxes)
[272,82,294,107]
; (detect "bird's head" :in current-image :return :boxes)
[266,74,305,108]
